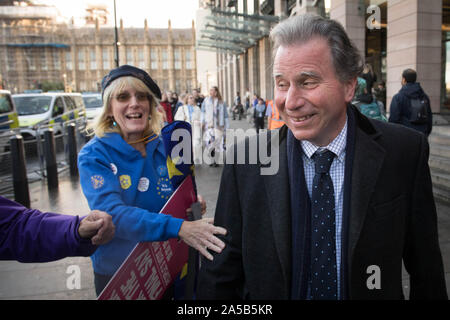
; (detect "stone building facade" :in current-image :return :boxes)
[0,4,198,94]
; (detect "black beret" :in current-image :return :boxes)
[101,65,162,100]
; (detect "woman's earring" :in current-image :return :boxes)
[111,117,117,127]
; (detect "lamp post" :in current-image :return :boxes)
[114,0,120,67]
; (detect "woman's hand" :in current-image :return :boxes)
[178,218,227,261]
[186,194,207,217]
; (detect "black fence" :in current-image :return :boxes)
[0,118,89,206]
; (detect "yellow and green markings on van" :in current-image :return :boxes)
[9,113,19,129]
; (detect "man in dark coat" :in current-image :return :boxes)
[197,14,447,300]
[0,196,115,262]
[389,68,433,136]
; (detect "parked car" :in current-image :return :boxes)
[0,89,19,154]
[82,92,103,121]
[12,92,87,140]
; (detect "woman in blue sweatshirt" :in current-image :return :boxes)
[78,65,226,295]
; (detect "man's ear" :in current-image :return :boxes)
[344,77,358,103]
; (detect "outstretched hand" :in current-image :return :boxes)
[178,217,227,261]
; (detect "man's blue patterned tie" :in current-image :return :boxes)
[309,149,337,300]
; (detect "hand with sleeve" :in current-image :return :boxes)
[78,210,115,245]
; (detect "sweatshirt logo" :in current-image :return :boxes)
[91,175,104,189]
[119,175,132,190]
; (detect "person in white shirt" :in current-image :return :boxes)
[174,94,202,163]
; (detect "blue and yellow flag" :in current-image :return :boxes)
[161,120,198,300]
[161,120,197,197]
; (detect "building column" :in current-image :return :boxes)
[330,0,365,55]
[386,0,442,113]
[259,36,273,101]
[274,0,288,18]
[168,20,175,91]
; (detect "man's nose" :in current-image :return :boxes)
[284,86,306,110]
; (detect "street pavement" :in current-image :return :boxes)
[0,116,449,299]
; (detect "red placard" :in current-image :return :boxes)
[98,176,196,300]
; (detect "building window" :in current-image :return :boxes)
[25,48,36,71]
[90,48,96,70]
[162,50,168,70]
[127,48,133,65]
[53,50,61,70]
[80,81,87,91]
[174,48,181,70]
[138,49,145,69]
[150,48,158,69]
[102,47,110,70]
[40,49,47,71]
[162,79,169,91]
[66,51,72,70]
[185,50,192,70]
[175,79,181,93]
[6,48,16,71]
[78,49,85,70]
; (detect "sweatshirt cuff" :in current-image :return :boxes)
[74,216,98,254]
[167,217,185,239]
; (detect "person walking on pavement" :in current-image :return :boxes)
[159,92,173,124]
[253,97,266,134]
[197,14,447,300]
[201,86,229,167]
[78,65,227,296]
[389,68,433,137]
[0,195,115,262]
[232,92,243,120]
[174,94,203,163]
[265,99,285,130]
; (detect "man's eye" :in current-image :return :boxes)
[303,81,318,88]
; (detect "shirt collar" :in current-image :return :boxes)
[301,116,348,163]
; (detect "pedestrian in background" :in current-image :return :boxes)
[201,86,229,167]
[159,92,173,124]
[389,68,433,137]
[254,97,266,134]
[78,65,227,296]
[0,196,115,262]
[192,88,204,109]
[174,94,202,163]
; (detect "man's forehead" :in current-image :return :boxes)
[273,40,331,76]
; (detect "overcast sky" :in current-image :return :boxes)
[35,0,199,28]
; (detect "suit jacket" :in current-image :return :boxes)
[197,105,447,300]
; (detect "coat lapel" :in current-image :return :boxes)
[348,119,386,270]
[262,127,291,296]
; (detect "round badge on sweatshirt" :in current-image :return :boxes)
[110,163,118,175]
[138,177,149,192]
[119,175,132,190]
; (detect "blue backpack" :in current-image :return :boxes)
[355,100,387,122]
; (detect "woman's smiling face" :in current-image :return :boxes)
[108,85,151,143]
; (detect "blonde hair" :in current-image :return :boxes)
[91,76,163,138]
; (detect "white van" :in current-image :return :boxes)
[82,92,103,121]
[12,92,87,139]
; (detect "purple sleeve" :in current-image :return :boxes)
[0,196,97,262]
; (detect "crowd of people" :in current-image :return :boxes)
[0,12,446,301]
